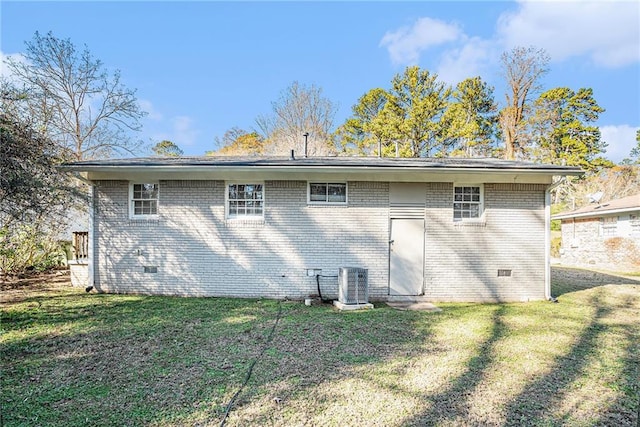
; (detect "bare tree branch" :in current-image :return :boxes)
[4,31,146,160]
[257,81,337,156]
[499,46,549,160]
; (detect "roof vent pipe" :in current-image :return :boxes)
[303,132,309,158]
[290,149,295,160]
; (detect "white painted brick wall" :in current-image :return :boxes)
[93,180,389,299]
[93,179,547,301]
[69,261,89,287]
[424,183,547,302]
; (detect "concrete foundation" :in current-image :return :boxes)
[333,301,374,311]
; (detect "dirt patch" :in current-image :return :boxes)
[0,270,71,303]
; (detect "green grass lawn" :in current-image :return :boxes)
[1,270,639,426]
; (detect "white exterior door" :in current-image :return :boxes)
[388,183,426,296]
[389,218,425,296]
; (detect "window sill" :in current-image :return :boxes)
[307,203,349,207]
[453,219,486,227]
[225,217,265,227]
[129,215,160,221]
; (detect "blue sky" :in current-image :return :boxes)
[1,1,639,162]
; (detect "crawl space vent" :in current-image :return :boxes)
[497,269,512,277]
[144,266,158,274]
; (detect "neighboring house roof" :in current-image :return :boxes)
[62,156,581,184]
[552,193,640,220]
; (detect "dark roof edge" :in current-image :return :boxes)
[60,156,583,174]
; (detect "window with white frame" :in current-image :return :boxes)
[308,182,347,204]
[227,183,264,218]
[453,185,483,220]
[630,214,640,233]
[130,183,159,217]
[601,216,617,237]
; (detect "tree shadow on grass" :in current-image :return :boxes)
[5,280,638,427]
[503,295,610,425]
[398,305,508,426]
[551,266,640,297]
[212,303,445,426]
[502,289,639,426]
[396,286,639,427]
[590,290,640,427]
[1,292,282,427]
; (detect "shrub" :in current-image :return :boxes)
[0,223,66,278]
[551,236,562,258]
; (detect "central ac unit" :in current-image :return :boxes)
[338,267,368,304]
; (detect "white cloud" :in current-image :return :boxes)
[139,99,163,121]
[600,124,639,162]
[436,37,497,85]
[379,16,496,85]
[497,0,640,67]
[141,99,200,150]
[172,116,199,146]
[0,51,27,82]
[150,115,200,148]
[381,2,639,73]
[379,17,494,83]
[380,17,463,65]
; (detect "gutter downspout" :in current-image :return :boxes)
[545,177,566,300]
[72,173,95,289]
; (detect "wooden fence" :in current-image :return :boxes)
[72,231,89,261]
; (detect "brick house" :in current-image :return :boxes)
[63,156,580,302]
[553,193,640,272]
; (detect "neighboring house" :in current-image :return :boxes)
[62,156,580,302]
[552,193,640,272]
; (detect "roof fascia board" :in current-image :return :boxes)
[552,207,640,220]
[82,169,559,184]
